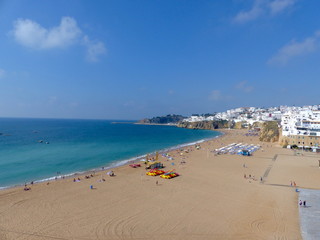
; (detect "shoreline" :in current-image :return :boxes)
[0,130,223,191]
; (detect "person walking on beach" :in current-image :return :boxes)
[303,200,306,207]
[156,180,158,185]
[299,200,302,206]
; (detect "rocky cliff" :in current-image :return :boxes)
[259,121,279,142]
[177,120,231,130]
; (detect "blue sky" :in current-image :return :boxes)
[0,0,319,120]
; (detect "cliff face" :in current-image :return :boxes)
[259,121,279,142]
[177,120,230,130]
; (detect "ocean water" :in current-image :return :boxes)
[0,118,221,188]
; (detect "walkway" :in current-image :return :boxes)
[299,189,320,240]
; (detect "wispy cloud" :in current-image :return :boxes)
[123,101,135,107]
[0,68,5,79]
[11,17,106,62]
[235,81,254,93]
[233,0,265,24]
[269,0,296,15]
[268,31,320,65]
[83,36,106,62]
[68,102,79,108]
[209,90,222,101]
[233,0,297,23]
[48,96,58,105]
[168,89,174,95]
[209,90,232,101]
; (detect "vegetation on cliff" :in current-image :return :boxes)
[259,121,279,142]
[138,114,186,124]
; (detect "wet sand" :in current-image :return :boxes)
[1,129,316,239]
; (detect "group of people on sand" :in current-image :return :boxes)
[290,181,297,187]
[244,174,257,182]
[85,174,94,179]
[73,172,108,183]
[23,182,33,191]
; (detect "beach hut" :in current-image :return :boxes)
[240,149,251,156]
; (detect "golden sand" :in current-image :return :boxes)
[1,129,317,239]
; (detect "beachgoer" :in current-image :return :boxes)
[290,181,292,187]
[299,200,302,206]
[90,185,93,189]
[244,174,246,179]
[156,181,158,185]
[294,181,296,187]
[303,200,306,207]
[260,177,263,182]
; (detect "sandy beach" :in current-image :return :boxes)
[1,129,319,239]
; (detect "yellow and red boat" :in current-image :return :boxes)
[146,169,165,176]
[160,171,179,179]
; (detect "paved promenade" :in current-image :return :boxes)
[299,189,320,240]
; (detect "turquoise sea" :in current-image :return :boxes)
[0,118,221,188]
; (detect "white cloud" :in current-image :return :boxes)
[233,0,296,23]
[12,17,81,49]
[11,17,106,62]
[235,81,254,92]
[268,32,320,65]
[0,69,5,79]
[269,0,296,15]
[83,36,106,62]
